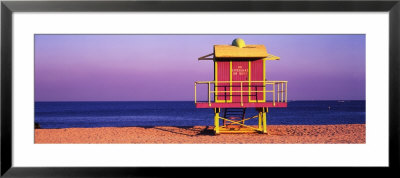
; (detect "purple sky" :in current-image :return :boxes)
[35,34,365,101]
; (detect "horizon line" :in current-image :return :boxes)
[35,99,366,102]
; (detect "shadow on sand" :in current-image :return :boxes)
[143,126,215,137]
[34,125,216,137]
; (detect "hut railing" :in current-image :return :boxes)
[194,80,288,106]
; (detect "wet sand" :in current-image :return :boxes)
[35,124,365,144]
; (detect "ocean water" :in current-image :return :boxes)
[35,101,365,129]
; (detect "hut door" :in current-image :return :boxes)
[215,61,231,102]
[231,61,249,103]
[249,59,265,102]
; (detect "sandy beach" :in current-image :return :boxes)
[34,124,365,144]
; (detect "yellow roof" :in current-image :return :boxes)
[264,54,280,60]
[214,45,268,58]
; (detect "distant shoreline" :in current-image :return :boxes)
[35,124,365,144]
[34,100,366,102]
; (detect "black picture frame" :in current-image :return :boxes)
[1,0,399,177]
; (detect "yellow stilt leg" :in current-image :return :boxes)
[262,108,268,134]
[258,111,262,131]
[214,108,220,134]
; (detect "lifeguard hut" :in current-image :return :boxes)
[194,38,288,134]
